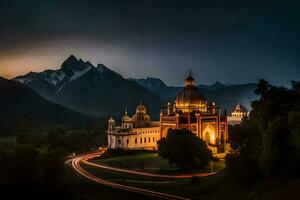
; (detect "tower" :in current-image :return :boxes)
[108,117,115,132]
[167,100,172,115]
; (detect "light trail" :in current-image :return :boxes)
[69,152,189,200]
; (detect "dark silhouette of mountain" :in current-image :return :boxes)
[130,78,258,112]
[14,55,163,118]
[0,77,96,136]
[128,77,167,91]
[198,81,228,90]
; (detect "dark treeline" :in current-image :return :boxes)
[226,80,300,187]
[0,144,70,198]
[0,127,106,199]
[15,128,106,153]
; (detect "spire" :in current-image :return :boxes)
[140,99,143,105]
[184,68,195,86]
[125,107,128,116]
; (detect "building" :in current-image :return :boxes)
[107,73,229,154]
[159,73,228,153]
[227,103,249,125]
[107,104,160,150]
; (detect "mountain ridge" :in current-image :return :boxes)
[129,78,258,112]
[14,55,258,116]
[14,55,163,118]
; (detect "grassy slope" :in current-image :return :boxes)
[93,153,225,174]
[76,153,300,199]
[63,166,157,200]
[78,164,300,200]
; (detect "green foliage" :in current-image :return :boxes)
[0,144,69,197]
[260,117,291,178]
[158,128,212,171]
[10,145,40,183]
[15,128,105,153]
[254,79,270,95]
[226,79,300,187]
[39,147,67,182]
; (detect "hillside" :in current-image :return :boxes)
[0,77,96,136]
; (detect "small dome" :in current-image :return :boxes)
[108,117,115,123]
[144,114,150,121]
[184,70,196,86]
[136,104,146,114]
[122,115,132,122]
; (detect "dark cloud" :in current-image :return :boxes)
[0,0,299,85]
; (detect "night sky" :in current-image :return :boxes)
[0,0,299,86]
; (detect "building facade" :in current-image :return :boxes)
[107,105,160,150]
[159,73,228,153]
[227,103,249,125]
[107,74,229,154]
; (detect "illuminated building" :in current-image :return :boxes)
[107,104,160,150]
[159,72,228,153]
[107,73,229,154]
[227,103,249,125]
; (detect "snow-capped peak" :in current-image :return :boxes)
[69,65,92,82]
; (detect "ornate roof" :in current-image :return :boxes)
[136,104,146,114]
[108,117,115,123]
[175,74,205,108]
[122,115,132,122]
[234,103,247,113]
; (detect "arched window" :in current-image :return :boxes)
[126,139,129,144]
[205,133,210,144]
[144,138,146,143]
[148,137,150,143]
[135,138,137,144]
[153,137,155,142]
[140,138,142,143]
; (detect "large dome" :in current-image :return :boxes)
[175,73,206,112]
[175,86,205,106]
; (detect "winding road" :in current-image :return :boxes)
[67,149,215,199]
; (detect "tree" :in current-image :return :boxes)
[158,128,211,171]
[226,79,300,187]
[291,80,300,92]
[254,79,270,96]
[260,117,290,178]
[40,147,67,183]
[11,145,40,184]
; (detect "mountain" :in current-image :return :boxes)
[128,77,167,91]
[0,77,96,136]
[130,78,258,112]
[14,55,164,117]
[198,81,228,90]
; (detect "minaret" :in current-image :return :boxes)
[167,100,171,115]
[173,100,177,112]
[159,108,163,139]
[108,117,115,133]
[212,102,217,115]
